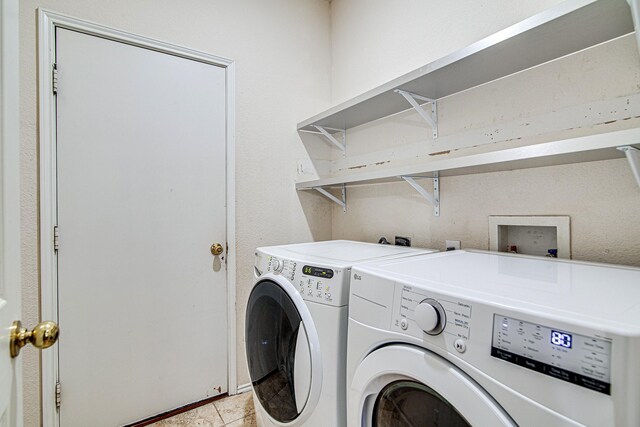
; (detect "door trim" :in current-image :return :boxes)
[1,0,22,424]
[38,10,237,426]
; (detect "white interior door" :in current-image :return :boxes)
[55,28,228,426]
[0,0,21,425]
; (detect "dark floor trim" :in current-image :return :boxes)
[125,393,229,427]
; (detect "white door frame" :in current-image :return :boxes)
[38,10,237,426]
[1,0,22,424]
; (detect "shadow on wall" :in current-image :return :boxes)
[295,131,334,241]
[297,189,333,241]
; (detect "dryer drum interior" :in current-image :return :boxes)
[373,380,471,427]
[246,280,311,423]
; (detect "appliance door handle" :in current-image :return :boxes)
[293,321,312,413]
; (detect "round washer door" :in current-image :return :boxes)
[245,276,322,425]
[350,345,516,427]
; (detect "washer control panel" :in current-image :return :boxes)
[297,272,338,304]
[266,256,297,280]
[391,284,472,350]
[491,315,612,395]
[256,253,348,306]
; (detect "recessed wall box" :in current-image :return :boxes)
[489,216,570,259]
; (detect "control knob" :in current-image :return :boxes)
[272,259,284,273]
[414,298,446,335]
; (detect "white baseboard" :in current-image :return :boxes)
[235,383,253,394]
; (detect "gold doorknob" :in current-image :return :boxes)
[210,243,224,256]
[10,320,59,358]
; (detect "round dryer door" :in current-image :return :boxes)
[245,278,321,424]
[351,345,516,427]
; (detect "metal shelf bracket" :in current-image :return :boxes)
[313,184,347,213]
[617,145,640,188]
[300,126,346,153]
[395,89,438,139]
[401,173,440,216]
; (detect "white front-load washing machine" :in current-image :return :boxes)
[347,250,640,426]
[245,240,436,427]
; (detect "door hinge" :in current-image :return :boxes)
[53,226,60,251]
[55,381,61,410]
[52,63,58,95]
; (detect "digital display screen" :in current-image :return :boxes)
[302,265,334,279]
[551,330,572,348]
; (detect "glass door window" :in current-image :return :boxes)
[245,280,310,423]
[373,380,471,427]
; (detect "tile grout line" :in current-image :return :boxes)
[211,401,225,425]
[215,392,256,426]
[221,409,252,425]
[149,392,255,426]
[226,412,256,427]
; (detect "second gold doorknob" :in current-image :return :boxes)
[210,243,224,256]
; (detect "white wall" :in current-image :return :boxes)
[330,0,566,104]
[19,1,332,425]
[327,0,640,266]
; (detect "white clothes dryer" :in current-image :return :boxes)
[347,250,640,427]
[245,240,436,427]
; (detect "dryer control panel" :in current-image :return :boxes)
[491,315,612,395]
[255,252,349,307]
[390,284,473,351]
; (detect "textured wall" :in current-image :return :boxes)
[19,1,332,425]
[332,159,640,266]
[327,0,640,266]
[330,0,565,104]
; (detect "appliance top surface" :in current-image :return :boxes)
[257,240,435,268]
[354,250,640,335]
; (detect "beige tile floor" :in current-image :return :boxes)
[150,391,256,427]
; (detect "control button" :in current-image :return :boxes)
[454,339,467,353]
[400,318,409,330]
[317,291,322,297]
[414,298,446,335]
[272,259,283,273]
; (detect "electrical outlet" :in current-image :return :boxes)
[445,240,461,251]
[296,158,314,175]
